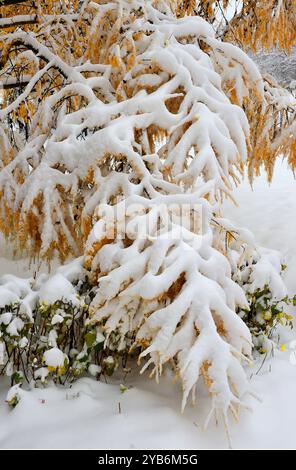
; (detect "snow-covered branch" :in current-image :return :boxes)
[0,13,79,29]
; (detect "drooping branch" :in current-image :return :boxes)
[0,14,38,28]
[0,32,86,81]
[0,13,79,29]
[0,75,29,89]
[0,0,30,5]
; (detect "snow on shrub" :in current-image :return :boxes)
[0,260,119,394]
[216,218,294,353]
[236,254,295,354]
[6,384,23,408]
[43,348,69,374]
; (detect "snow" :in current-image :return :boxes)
[88,364,101,377]
[43,348,68,369]
[38,273,80,306]
[0,14,79,29]
[6,317,24,337]
[0,312,12,326]
[252,48,296,88]
[51,314,64,325]
[224,160,296,296]
[0,160,296,449]
[0,355,295,449]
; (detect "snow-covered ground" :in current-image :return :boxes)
[0,161,296,449]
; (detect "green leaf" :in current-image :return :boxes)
[84,331,96,348]
[120,384,129,394]
[12,371,23,385]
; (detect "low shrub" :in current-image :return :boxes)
[0,272,121,406]
[236,262,294,354]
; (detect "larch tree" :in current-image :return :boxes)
[0,0,294,424]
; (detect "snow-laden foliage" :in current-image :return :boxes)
[223,0,296,53]
[85,193,254,416]
[0,0,294,424]
[163,1,296,53]
[0,0,265,260]
[0,2,295,186]
[246,73,296,181]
